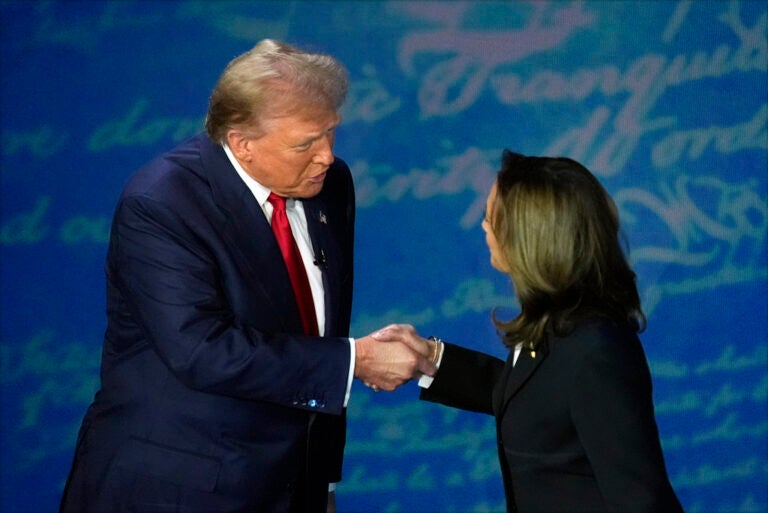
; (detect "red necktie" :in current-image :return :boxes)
[267,193,319,336]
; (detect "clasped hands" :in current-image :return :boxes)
[353,324,438,392]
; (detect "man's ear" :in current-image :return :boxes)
[226,130,252,162]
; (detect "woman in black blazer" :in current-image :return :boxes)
[381,151,684,513]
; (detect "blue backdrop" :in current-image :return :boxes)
[1,1,766,512]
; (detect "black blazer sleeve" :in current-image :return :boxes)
[420,342,505,415]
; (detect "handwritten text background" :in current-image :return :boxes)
[1,1,766,512]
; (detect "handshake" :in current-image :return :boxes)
[353,324,440,392]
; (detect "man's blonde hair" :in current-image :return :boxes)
[205,39,348,144]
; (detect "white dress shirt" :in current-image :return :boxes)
[223,145,355,408]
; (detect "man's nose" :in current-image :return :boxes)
[313,134,334,165]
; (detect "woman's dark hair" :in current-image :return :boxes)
[490,150,645,349]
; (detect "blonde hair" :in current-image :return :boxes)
[490,150,645,349]
[205,39,349,143]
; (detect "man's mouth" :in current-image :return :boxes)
[309,171,327,184]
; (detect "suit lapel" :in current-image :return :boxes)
[199,136,302,333]
[493,339,550,417]
[301,197,339,336]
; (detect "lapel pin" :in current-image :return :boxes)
[318,211,328,224]
[530,350,536,359]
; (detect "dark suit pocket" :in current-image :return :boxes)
[116,437,221,493]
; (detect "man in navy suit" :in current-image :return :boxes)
[59,39,434,513]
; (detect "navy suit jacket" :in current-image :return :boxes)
[421,319,684,513]
[60,134,355,513]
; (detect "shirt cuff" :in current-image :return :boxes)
[417,374,434,388]
[417,341,444,388]
[344,338,355,407]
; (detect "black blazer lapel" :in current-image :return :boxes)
[493,340,550,418]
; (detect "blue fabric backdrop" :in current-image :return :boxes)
[1,1,766,512]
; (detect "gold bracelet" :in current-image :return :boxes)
[427,336,442,363]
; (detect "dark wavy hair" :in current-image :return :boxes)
[490,150,645,349]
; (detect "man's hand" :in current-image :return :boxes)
[373,323,433,357]
[354,328,436,392]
